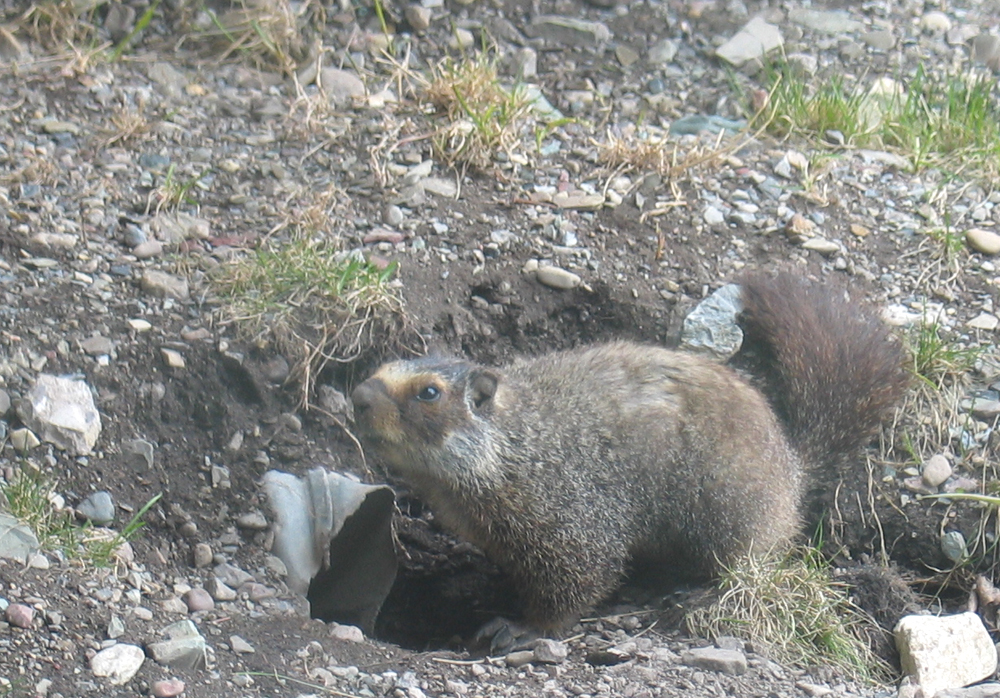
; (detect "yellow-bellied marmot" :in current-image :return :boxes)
[351,274,909,631]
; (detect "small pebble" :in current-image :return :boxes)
[922,454,952,488]
[152,679,186,698]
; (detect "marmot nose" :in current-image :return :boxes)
[351,381,378,416]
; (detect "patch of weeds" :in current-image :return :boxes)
[907,313,981,389]
[687,548,891,683]
[884,65,1000,178]
[101,104,151,148]
[924,226,965,263]
[424,49,534,170]
[0,466,161,566]
[147,164,211,213]
[212,237,419,404]
[598,126,726,179]
[755,62,1000,180]
[193,0,317,75]
[757,66,872,145]
[1,466,80,555]
[18,0,103,50]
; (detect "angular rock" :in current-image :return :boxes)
[716,17,783,67]
[529,16,611,47]
[229,635,255,654]
[21,374,102,455]
[681,647,748,675]
[895,612,997,696]
[147,620,209,670]
[77,491,115,525]
[0,512,40,563]
[91,644,145,685]
[122,438,155,469]
[788,9,863,34]
[532,638,568,664]
[319,68,365,107]
[680,283,743,358]
[141,270,189,300]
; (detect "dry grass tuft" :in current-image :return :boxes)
[212,234,420,406]
[423,52,533,170]
[687,549,892,683]
[193,0,318,74]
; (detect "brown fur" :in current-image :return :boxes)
[351,274,908,630]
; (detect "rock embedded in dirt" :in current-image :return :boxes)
[5,602,35,628]
[151,679,186,698]
[319,68,366,107]
[147,620,209,670]
[122,438,155,469]
[182,588,215,612]
[141,270,190,300]
[529,16,612,47]
[895,612,997,696]
[531,638,568,664]
[966,228,1000,255]
[90,643,145,685]
[535,265,581,290]
[716,17,783,67]
[22,374,102,456]
[77,491,115,525]
[921,454,952,488]
[681,647,748,675]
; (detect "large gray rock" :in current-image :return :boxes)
[895,612,997,696]
[680,284,744,358]
[21,374,102,455]
[529,16,611,47]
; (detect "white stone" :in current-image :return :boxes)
[319,68,365,107]
[535,266,581,290]
[141,270,189,300]
[91,643,145,685]
[23,375,102,455]
[895,612,998,697]
[967,228,1000,255]
[921,454,952,488]
[920,11,952,34]
[716,17,783,67]
[801,237,841,255]
[967,313,999,331]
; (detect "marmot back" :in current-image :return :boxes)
[351,274,908,631]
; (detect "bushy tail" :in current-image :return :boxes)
[736,274,909,488]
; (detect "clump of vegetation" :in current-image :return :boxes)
[756,62,1000,180]
[424,50,534,170]
[687,548,891,683]
[0,465,161,567]
[907,313,982,390]
[192,0,315,75]
[213,236,418,405]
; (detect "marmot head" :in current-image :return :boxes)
[351,357,501,476]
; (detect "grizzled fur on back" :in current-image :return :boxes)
[351,273,909,630]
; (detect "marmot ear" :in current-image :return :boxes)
[468,369,499,410]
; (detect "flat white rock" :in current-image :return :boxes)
[895,612,997,697]
[91,644,145,685]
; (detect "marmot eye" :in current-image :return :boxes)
[416,385,441,402]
